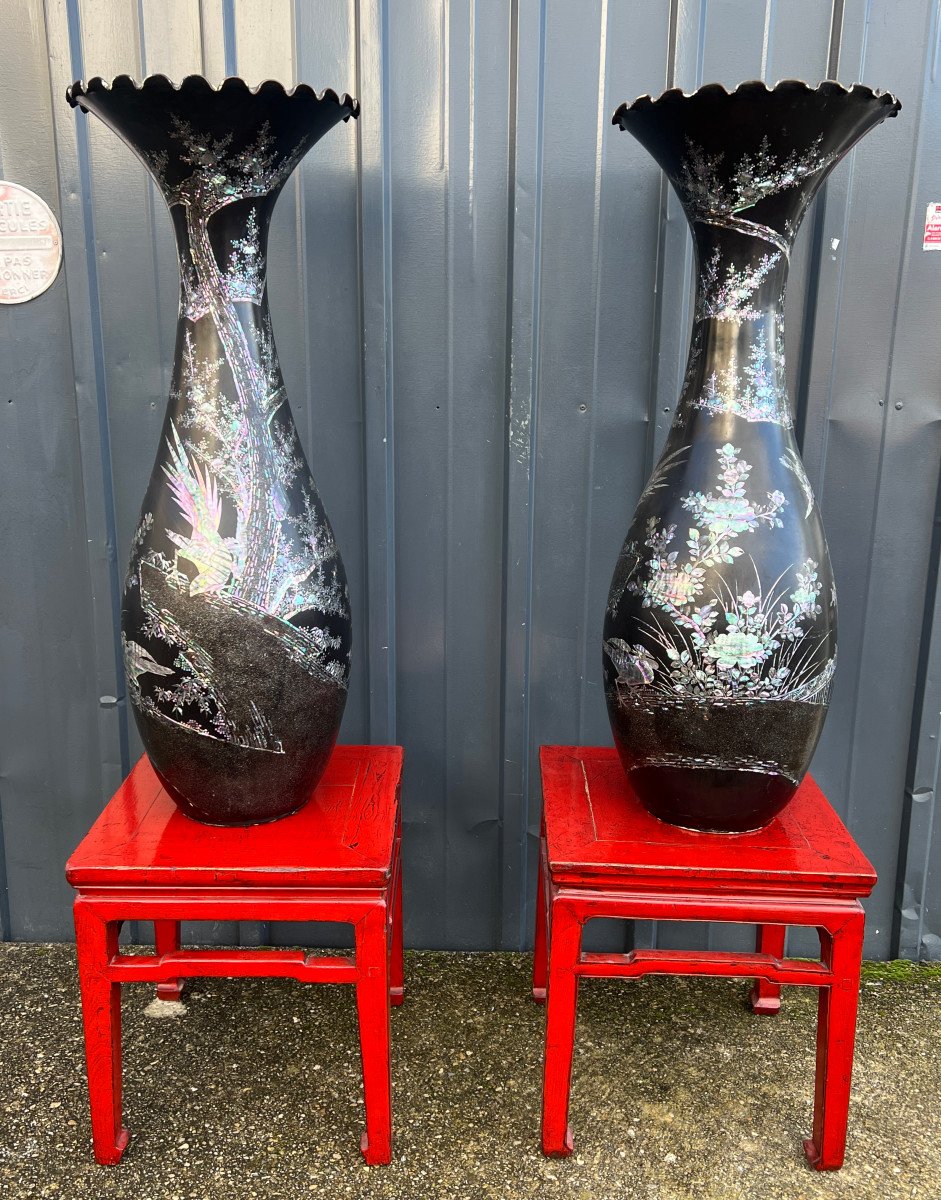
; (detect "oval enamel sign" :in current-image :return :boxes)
[0,181,63,304]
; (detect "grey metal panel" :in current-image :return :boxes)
[73,0,169,780]
[356,0,396,749]
[898,496,941,961]
[293,1,368,741]
[439,0,514,948]
[3,0,941,956]
[388,0,512,948]
[887,0,941,963]
[0,0,106,938]
[500,0,545,949]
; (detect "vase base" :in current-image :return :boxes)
[137,684,343,826]
[166,791,308,827]
[628,763,796,833]
[606,691,822,832]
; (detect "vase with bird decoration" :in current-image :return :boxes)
[603,80,900,832]
[67,75,359,824]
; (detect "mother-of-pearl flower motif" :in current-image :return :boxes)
[606,445,833,704]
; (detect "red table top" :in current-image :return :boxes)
[539,747,876,896]
[67,746,403,890]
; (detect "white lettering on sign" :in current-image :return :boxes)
[0,182,62,303]
[924,202,941,252]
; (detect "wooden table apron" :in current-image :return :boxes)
[533,746,874,1172]
[67,748,403,1168]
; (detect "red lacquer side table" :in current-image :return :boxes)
[66,745,404,1166]
[533,746,877,1170]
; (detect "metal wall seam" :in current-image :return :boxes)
[499,0,546,950]
[53,0,130,790]
[357,0,396,748]
[896,491,941,960]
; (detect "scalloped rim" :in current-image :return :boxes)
[66,73,360,118]
[613,78,900,126]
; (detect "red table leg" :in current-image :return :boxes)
[750,924,786,1015]
[804,909,865,1170]
[154,920,183,1002]
[355,906,392,1165]
[541,900,582,1157]
[532,839,548,1004]
[389,852,404,1007]
[74,902,129,1165]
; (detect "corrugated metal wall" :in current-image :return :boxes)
[1,0,939,957]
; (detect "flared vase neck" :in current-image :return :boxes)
[67,74,358,228]
[615,82,900,258]
[67,76,359,322]
[671,130,837,261]
[614,81,901,434]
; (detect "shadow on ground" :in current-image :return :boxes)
[0,945,937,1198]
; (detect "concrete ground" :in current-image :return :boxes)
[0,945,937,1199]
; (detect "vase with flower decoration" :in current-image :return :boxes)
[604,80,900,831]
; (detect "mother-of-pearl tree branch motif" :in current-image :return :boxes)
[125,115,351,746]
[678,135,836,256]
[687,243,792,425]
[695,331,791,425]
[605,443,833,704]
[145,117,314,611]
[182,208,266,320]
[680,245,791,423]
[698,247,781,322]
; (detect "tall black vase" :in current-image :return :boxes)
[67,76,359,825]
[604,80,899,832]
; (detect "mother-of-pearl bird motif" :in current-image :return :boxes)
[162,423,238,597]
[123,635,176,685]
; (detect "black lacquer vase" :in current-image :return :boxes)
[604,80,899,832]
[67,76,359,824]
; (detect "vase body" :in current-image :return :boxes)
[67,76,359,824]
[604,81,899,832]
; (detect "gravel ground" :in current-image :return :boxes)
[0,944,937,1199]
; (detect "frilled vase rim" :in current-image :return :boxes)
[66,73,360,119]
[613,78,900,126]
